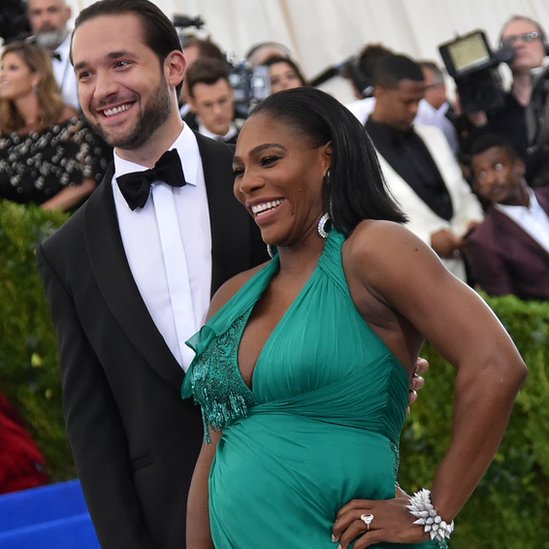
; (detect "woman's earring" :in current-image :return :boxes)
[267,244,274,258]
[317,213,330,239]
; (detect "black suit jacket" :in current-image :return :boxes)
[466,186,549,300]
[37,134,267,548]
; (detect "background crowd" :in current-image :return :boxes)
[0,0,546,511]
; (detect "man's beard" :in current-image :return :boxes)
[90,78,173,151]
[34,29,68,50]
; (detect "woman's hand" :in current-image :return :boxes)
[332,497,428,548]
[407,357,428,414]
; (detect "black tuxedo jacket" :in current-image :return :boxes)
[466,186,549,300]
[37,134,267,549]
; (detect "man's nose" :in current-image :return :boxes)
[94,71,118,99]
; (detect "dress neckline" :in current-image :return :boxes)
[236,231,340,393]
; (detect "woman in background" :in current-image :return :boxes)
[263,54,307,94]
[0,41,109,211]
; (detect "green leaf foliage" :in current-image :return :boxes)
[400,294,548,549]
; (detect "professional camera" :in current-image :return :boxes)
[226,54,271,118]
[439,30,514,114]
[173,14,206,46]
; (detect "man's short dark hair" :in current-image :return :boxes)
[74,0,182,59]
[73,0,183,94]
[419,60,445,84]
[183,36,225,62]
[186,57,230,97]
[373,53,424,89]
[470,133,518,160]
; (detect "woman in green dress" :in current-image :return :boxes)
[184,88,526,548]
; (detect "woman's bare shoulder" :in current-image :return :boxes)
[207,262,270,320]
[346,220,423,264]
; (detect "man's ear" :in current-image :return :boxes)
[514,157,526,177]
[164,50,186,89]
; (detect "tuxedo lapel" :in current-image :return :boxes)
[195,133,252,294]
[491,207,548,257]
[84,168,183,389]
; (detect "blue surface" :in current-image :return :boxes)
[0,480,99,548]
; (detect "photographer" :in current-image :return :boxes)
[463,16,549,186]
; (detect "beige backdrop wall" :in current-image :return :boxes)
[67,0,549,103]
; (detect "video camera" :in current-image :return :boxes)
[439,30,514,114]
[173,14,206,46]
[172,14,270,118]
[226,55,271,118]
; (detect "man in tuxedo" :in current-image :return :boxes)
[466,134,549,300]
[36,1,266,547]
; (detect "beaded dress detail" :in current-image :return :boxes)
[0,117,110,207]
[183,230,441,549]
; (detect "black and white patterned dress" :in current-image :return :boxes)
[0,117,111,207]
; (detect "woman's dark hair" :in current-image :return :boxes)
[250,87,407,235]
[262,55,307,87]
[73,0,184,96]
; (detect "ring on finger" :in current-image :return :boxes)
[360,513,374,531]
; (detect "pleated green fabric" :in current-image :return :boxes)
[183,230,442,548]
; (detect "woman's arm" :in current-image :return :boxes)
[333,220,527,548]
[41,177,97,212]
[186,432,220,549]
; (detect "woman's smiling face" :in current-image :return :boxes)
[233,112,331,248]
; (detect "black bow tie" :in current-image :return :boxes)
[116,149,187,210]
[50,51,62,61]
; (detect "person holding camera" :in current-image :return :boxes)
[464,16,549,186]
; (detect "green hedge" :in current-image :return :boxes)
[1,201,547,548]
[0,202,72,481]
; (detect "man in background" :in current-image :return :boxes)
[27,0,79,110]
[420,60,459,155]
[185,57,241,144]
[365,53,483,281]
[465,16,549,185]
[467,134,549,300]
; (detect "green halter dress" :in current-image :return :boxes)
[183,230,443,548]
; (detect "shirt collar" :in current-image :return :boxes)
[198,121,238,142]
[113,123,198,186]
[366,117,415,145]
[495,186,537,213]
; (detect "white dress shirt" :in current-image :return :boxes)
[496,188,549,252]
[52,33,80,111]
[112,125,212,370]
[198,121,239,143]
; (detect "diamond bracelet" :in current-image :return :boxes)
[406,488,454,542]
